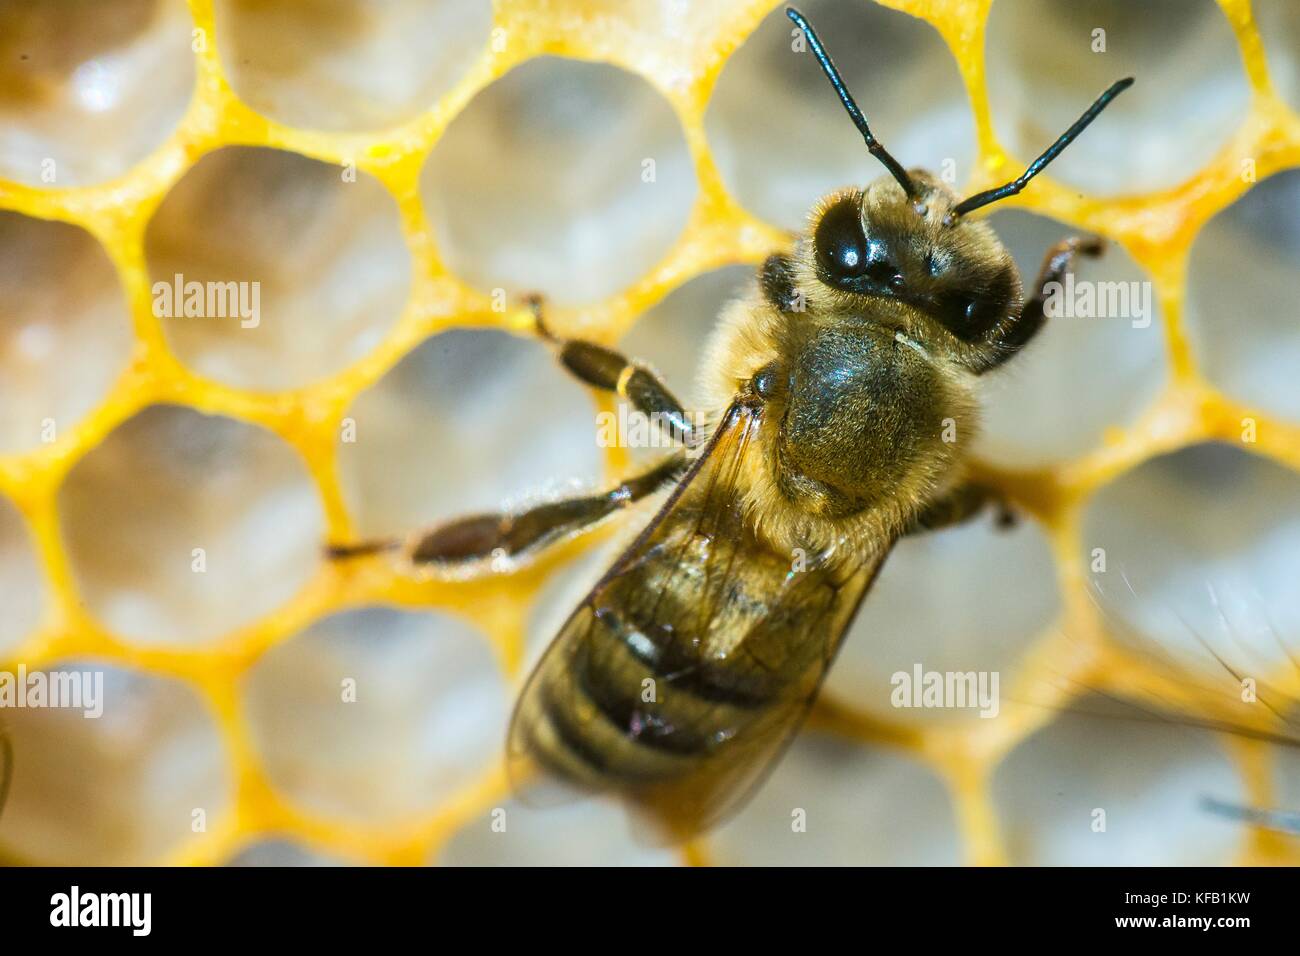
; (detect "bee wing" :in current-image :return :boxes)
[508,398,893,840]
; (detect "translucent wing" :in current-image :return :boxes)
[508,399,893,840]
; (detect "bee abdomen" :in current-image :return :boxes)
[522,596,784,789]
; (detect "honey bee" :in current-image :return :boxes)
[332,7,1133,840]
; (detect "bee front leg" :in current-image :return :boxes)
[327,452,687,570]
[527,294,696,446]
[983,236,1105,371]
[905,482,1016,536]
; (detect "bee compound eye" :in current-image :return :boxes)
[814,197,868,283]
[936,291,999,343]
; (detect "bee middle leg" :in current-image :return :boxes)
[982,235,1105,371]
[906,482,1016,536]
[527,294,696,446]
[328,452,687,569]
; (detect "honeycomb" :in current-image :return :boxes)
[1,0,1299,866]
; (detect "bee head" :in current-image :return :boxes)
[809,174,1021,371]
[785,4,1131,369]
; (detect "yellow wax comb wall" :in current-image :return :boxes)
[0,0,1299,866]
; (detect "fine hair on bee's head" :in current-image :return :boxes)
[785,6,1132,372]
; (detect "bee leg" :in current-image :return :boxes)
[328,453,687,569]
[983,235,1105,370]
[527,294,695,446]
[906,482,1016,535]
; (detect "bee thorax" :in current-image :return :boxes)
[772,327,965,521]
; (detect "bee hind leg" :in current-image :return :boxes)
[328,452,687,570]
[906,482,1016,536]
[982,235,1105,371]
[527,294,696,446]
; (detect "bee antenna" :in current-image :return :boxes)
[786,7,916,199]
[952,77,1134,217]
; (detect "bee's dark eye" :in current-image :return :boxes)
[936,267,1017,342]
[935,293,992,341]
[814,198,867,282]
